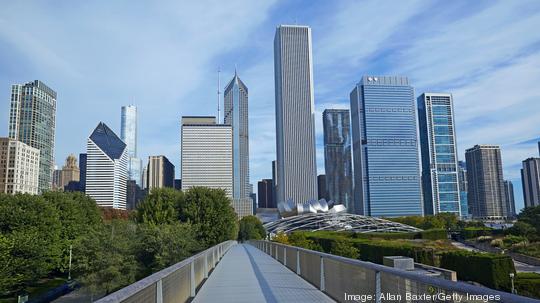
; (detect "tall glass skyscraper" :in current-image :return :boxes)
[9,80,57,193]
[274,25,318,205]
[458,161,469,218]
[418,93,461,216]
[224,71,250,201]
[350,76,423,217]
[323,109,353,211]
[121,105,142,186]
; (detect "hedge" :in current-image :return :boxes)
[515,273,540,299]
[459,227,504,239]
[440,251,515,291]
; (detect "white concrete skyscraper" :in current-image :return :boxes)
[274,25,318,205]
[86,122,128,209]
[224,71,252,215]
[121,105,142,186]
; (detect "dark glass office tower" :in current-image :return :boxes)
[323,109,353,211]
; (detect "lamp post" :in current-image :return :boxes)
[509,273,515,294]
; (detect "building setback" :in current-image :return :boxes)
[8,80,56,193]
[147,155,175,190]
[323,109,353,210]
[258,179,275,209]
[274,25,318,205]
[465,145,507,220]
[350,76,423,217]
[521,157,540,208]
[121,105,143,186]
[86,122,128,209]
[0,137,40,194]
[418,93,461,216]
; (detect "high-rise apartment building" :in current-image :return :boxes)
[86,122,128,209]
[121,105,143,186]
[458,161,469,218]
[418,93,461,216]
[274,25,318,205]
[350,76,423,217]
[258,179,275,208]
[147,155,175,190]
[8,80,56,193]
[323,109,353,210]
[504,180,516,217]
[465,145,507,220]
[521,157,540,208]
[0,137,40,194]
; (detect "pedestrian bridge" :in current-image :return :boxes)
[96,241,539,303]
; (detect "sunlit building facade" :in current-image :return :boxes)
[0,138,40,194]
[121,105,142,186]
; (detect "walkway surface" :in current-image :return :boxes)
[192,244,334,303]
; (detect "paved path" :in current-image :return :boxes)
[193,244,334,303]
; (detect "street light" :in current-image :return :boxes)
[509,273,515,294]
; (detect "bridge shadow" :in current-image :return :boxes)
[242,245,280,303]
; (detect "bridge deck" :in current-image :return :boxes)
[193,243,334,303]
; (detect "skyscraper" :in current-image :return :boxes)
[258,179,275,208]
[274,25,318,205]
[504,180,516,217]
[350,76,423,217]
[323,109,353,210]
[458,161,469,218]
[59,154,80,190]
[0,137,40,194]
[465,145,507,220]
[86,122,128,209]
[521,157,540,208]
[8,80,56,193]
[121,105,143,186]
[147,155,175,190]
[317,174,328,200]
[79,153,87,192]
[418,93,461,216]
[224,72,252,216]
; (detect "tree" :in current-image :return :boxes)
[136,188,183,225]
[330,239,359,259]
[238,216,265,241]
[272,232,290,245]
[180,187,238,246]
[507,221,537,241]
[518,206,540,234]
[0,194,62,294]
[136,222,200,277]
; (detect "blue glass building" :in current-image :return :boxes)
[350,76,423,217]
[458,161,469,218]
[418,93,461,216]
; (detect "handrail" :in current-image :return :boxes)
[96,240,236,303]
[248,240,540,303]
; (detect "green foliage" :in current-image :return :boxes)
[180,187,238,246]
[272,232,290,245]
[136,222,200,277]
[330,239,359,259]
[440,251,515,291]
[506,221,538,241]
[0,194,62,293]
[513,242,540,258]
[136,188,182,225]
[517,206,540,234]
[238,216,265,241]
[460,227,496,239]
[515,272,540,299]
[287,232,322,251]
[419,229,448,240]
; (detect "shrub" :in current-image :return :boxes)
[272,232,290,245]
[330,239,359,259]
[461,227,494,239]
[420,229,447,240]
[515,272,540,299]
[238,216,265,241]
[440,251,515,291]
[490,238,503,247]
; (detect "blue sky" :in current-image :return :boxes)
[1,0,539,212]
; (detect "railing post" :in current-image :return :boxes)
[190,261,196,297]
[284,247,287,267]
[275,245,278,259]
[296,249,301,275]
[204,252,208,279]
[212,248,215,267]
[320,256,325,291]
[156,279,163,303]
[375,271,381,303]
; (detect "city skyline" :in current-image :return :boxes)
[1,1,540,211]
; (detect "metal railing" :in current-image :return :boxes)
[96,240,236,303]
[249,240,540,303]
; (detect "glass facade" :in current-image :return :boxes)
[458,161,469,218]
[121,105,142,186]
[350,76,423,217]
[323,109,353,211]
[9,80,57,193]
[418,93,461,216]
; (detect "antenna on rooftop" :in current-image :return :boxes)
[217,67,221,123]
